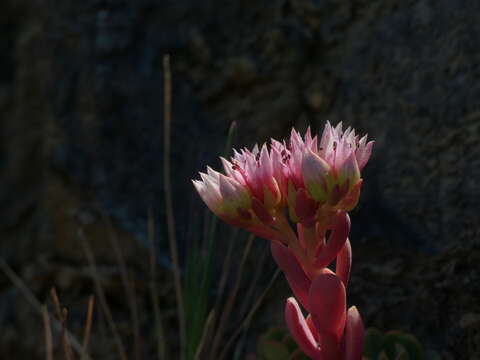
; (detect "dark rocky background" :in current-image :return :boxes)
[1,0,479,359]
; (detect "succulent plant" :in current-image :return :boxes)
[195,124,373,360]
[363,328,424,360]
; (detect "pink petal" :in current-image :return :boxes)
[285,297,321,358]
[305,126,313,147]
[336,238,352,288]
[356,140,374,170]
[334,137,351,169]
[193,178,222,216]
[315,212,351,268]
[310,135,318,153]
[271,241,311,311]
[221,157,245,185]
[220,157,235,177]
[218,174,238,200]
[206,166,221,181]
[290,128,303,149]
[337,152,360,187]
[259,143,273,179]
[319,122,333,161]
[198,173,222,204]
[334,121,343,134]
[344,306,365,360]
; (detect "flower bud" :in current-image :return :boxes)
[218,174,251,218]
[301,149,332,203]
[336,152,360,193]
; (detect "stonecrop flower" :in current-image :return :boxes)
[192,122,373,240]
[193,122,373,360]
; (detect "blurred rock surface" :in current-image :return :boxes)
[0,0,479,358]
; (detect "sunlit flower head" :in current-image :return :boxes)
[193,122,373,238]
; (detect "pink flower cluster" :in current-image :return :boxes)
[193,122,373,360]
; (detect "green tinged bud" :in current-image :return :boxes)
[301,150,332,203]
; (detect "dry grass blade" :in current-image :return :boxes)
[42,305,53,360]
[237,244,269,319]
[163,53,186,360]
[193,310,216,360]
[81,295,95,359]
[50,288,62,321]
[211,231,236,321]
[210,234,254,359]
[79,229,129,360]
[218,268,281,360]
[148,208,167,360]
[50,287,75,360]
[0,260,92,360]
[100,210,142,360]
[61,307,76,360]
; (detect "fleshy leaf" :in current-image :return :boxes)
[285,297,321,358]
[308,273,346,337]
[344,306,365,360]
[315,212,351,268]
[336,238,352,287]
[271,242,311,311]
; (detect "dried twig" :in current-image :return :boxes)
[100,210,142,360]
[219,268,281,360]
[41,305,54,360]
[237,243,270,319]
[193,310,216,360]
[81,295,95,359]
[79,230,128,360]
[50,288,74,360]
[148,208,167,360]
[0,259,92,360]
[163,53,186,360]
[211,230,237,321]
[210,234,254,359]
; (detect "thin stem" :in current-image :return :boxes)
[81,295,95,360]
[100,210,141,360]
[211,229,237,322]
[237,242,269,319]
[42,305,53,360]
[193,310,216,360]
[218,268,281,360]
[0,260,92,360]
[79,230,128,360]
[50,289,75,360]
[210,234,254,359]
[163,54,187,360]
[148,208,167,360]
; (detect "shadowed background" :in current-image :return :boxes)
[1,0,479,359]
